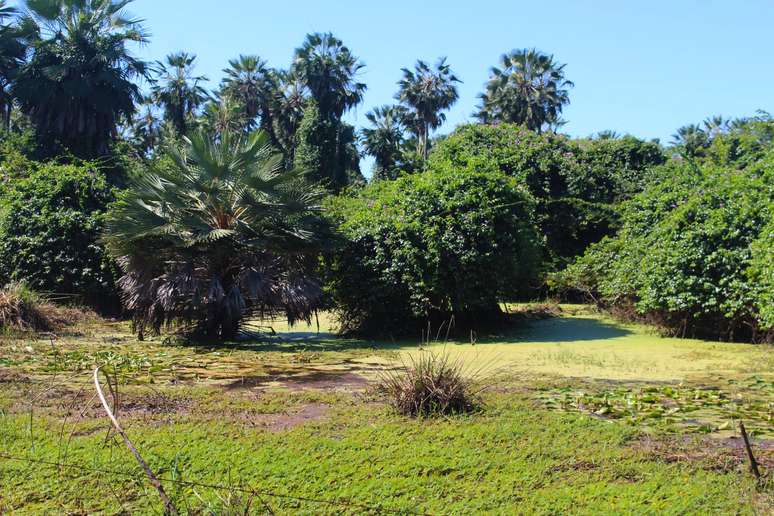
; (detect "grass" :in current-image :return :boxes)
[0,305,772,513]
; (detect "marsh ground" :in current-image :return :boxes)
[0,305,772,513]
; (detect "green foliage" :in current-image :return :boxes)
[429,124,664,265]
[749,216,774,334]
[151,52,209,135]
[360,105,405,180]
[325,161,541,335]
[396,58,460,159]
[0,162,118,310]
[476,48,573,131]
[104,129,332,340]
[555,158,774,342]
[292,32,366,122]
[13,0,149,158]
[572,135,665,201]
[293,99,358,190]
[0,128,36,179]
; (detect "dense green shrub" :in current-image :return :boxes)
[325,161,541,335]
[0,163,118,311]
[428,124,663,266]
[553,158,774,342]
[750,219,774,336]
[572,135,665,202]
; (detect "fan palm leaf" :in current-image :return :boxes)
[104,128,331,340]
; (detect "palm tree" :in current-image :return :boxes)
[129,95,160,155]
[361,105,405,180]
[152,52,209,135]
[396,58,460,159]
[220,54,271,130]
[703,115,729,138]
[267,68,308,158]
[104,129,332,341]
[12,0,149,158]
[201,95,248,137]
[0,1,28,131]
[671,124,709,157]
[292,32,365,121]
[476,48,573,132]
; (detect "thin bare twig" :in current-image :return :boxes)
[93,366,178,515]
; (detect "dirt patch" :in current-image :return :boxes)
[638,435,774,473]
[225,369,370,391]
[242,403,330,431]
[0,369,30,384]
[10,386,191,421]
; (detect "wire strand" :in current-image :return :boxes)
[0,452,426,515]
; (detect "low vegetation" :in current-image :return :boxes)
[0,311,771,513]
[378,351,482,417]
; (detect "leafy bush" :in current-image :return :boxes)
[749,213,774,339]
[378,351,482,417]
[325,161,541,335]
[0,162,118,311]
[554,158,774,342]
[428,124,663,266]
[572,135,665,202]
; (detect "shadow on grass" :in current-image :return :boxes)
[479,316,632,345]
[186,331,409,354]
[182,314,632,354]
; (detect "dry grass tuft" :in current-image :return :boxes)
[0,283,51,332]
[0,283,95,333]
[378,351,484,417]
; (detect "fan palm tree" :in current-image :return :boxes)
[396,58,460,159]
[104,129,331,340]
[703,115,729,138]
[152,52,209,135]
[268,68,308,158]
[476,48,573,132]
[0,1,28,131]
[220,54,271,130]
[201,95,248,137]
[12,0,149,158]
[292,32,365,121]
[129,95,160,155]
[671,124,709,157]
[361,105,405,180]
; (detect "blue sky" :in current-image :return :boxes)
[16,1,774,144]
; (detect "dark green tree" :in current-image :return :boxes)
[291,33,366,188]
[0,1,28,131]
[396,58,460,159]
[476,48,573,132]
[220,54,271,130]
[104,129,332,340]
[292,32,365,122]
[361,105,405,180]
[12,0,150,158]
[152,52,209,135]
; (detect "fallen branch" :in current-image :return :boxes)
[93,366,178,515]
